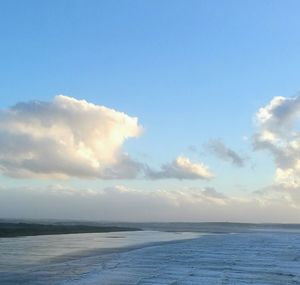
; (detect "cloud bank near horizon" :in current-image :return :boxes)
[0,184,299,222]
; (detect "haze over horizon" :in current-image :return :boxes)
[1,0,300,223]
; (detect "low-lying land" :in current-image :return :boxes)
[0,222,141,237]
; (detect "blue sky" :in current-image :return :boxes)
[1,1,300,221]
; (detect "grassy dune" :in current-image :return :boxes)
[0,222,141,237]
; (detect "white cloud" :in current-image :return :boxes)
[145,156,214,180]
[0,95,143,179]
[253,95,300,188]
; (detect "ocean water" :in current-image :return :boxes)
[1,224,300,284]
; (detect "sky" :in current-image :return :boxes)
[1,0,300,222]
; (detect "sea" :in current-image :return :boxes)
[1,222,300,284]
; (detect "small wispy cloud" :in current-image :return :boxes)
[205,139,246,167]
[187,145,198,153]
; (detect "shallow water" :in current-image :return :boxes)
[1,229,300,284]
[0,230,200,284]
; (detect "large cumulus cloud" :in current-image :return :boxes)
[253,95,300,188]
[0,95,143,178]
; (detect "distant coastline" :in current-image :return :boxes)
[0,222,141,238]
